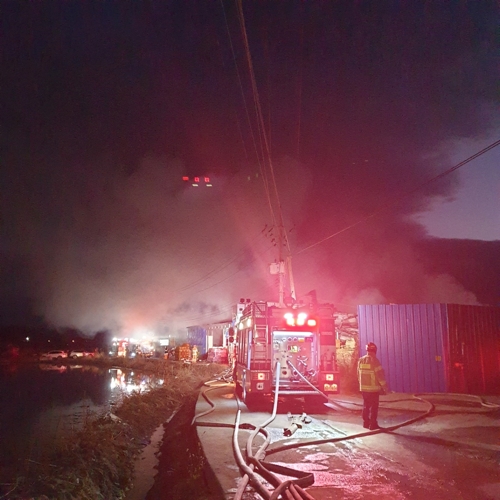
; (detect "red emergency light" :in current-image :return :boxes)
[283,312,317,327]
[182,176,212,187]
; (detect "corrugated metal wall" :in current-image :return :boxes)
[358,304,447,393]
[444,305,500,394]
[358,304,500,394]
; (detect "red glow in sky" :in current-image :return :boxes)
[0,2,498,333]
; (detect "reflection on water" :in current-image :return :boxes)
[0,364,159,467]
[110,368,164,395]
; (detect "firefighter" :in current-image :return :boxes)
[357,342,388,430]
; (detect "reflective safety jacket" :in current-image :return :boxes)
[357,354,388,392]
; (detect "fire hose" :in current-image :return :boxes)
[232,362,318,500]
[193,366,499,500]
[193,364,317,500]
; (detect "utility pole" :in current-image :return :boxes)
[270,223,296,307]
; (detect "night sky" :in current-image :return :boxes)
[1,1,499,336]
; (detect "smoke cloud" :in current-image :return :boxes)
[0,2,498,335]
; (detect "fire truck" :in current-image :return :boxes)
[233,300,340,403]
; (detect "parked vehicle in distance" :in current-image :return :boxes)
[39,350,68,361]
[68,349,94,359]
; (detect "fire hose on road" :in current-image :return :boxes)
[193,366,499,500]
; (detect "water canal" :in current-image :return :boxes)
[0,362,159,468]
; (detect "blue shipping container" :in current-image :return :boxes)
[357,304,500,395]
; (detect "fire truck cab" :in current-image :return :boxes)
[233,301,340,403]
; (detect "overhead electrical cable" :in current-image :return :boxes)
[182,278,279,324]
[180,277,278,324]
[219,0,261,166]
[235,0,277,229]
[181,303,235,324]
[175,229,268,292]
[179,242,276,298]
[236,1,293,261]
[236,0,296,301]
[297,138,500,255]
[296,9,304,160]
[171,228,278,308]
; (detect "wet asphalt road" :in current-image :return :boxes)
[193,385,500,500]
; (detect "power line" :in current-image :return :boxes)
[236,0,296,303]
[179,280,278,325]
[182,242,275,297]
[174,229,267,292]
[297,138,500,255]
[235,0,277,228]
[168,229,276,303]
[178,278,277,325]
[219,0,260,166]
[181,303,235,325]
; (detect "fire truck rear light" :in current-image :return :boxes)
[307,319,317,327]
[326,374,334,381]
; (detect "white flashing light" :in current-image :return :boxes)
[273,330,314,337]
[297,312,307,326]
[284,312,294,326]
[307,318,317,327]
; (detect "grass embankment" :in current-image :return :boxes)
[2,359,224,500]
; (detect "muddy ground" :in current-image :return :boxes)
[145,396,225,500]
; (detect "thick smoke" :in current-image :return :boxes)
[0,2,498,334]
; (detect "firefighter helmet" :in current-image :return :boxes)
[366,342,377,352]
